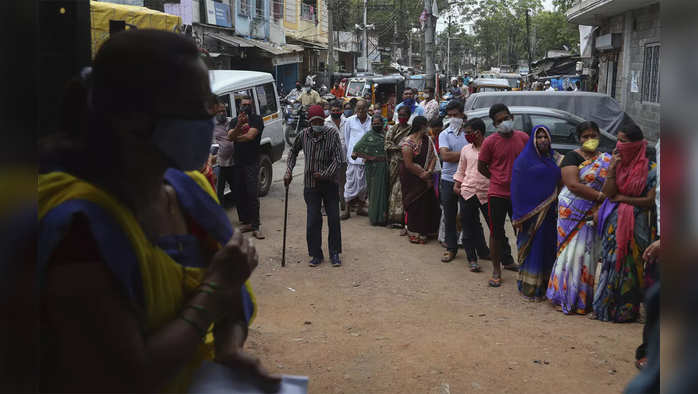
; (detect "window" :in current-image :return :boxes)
[272,0,283,21]
[481,115,525,137]
[605,60,617,99]
[232,89,257,116]
[218,94,233,117]
[256,83,278,117]
[301,0,316,21]
[255,0,264,18]
[285,0,296,24]
[529,115,577,144]
[239,0,249,17]
[642,44,660,103]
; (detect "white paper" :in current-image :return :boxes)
[631,70,640,93]
[188,361,308,394]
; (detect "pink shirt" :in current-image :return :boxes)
[453,143,489,204]
[478,130,529,198]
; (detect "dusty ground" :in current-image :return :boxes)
[224,155,643,394]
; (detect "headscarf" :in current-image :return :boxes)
[612,139,649,271]
[511,125,561,225]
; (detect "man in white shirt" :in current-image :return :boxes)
[342,99,371,217]
[325,100,349,216]
[545,81,555,91]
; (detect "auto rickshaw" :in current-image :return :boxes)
[471,78,512,93]
[344,75,405,124]
[405,74,427,101]
[498,73,524,91]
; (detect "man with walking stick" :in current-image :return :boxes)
[284,105,346,268]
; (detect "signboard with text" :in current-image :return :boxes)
[204,0,232,28]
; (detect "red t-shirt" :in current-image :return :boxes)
[478,130,529,198]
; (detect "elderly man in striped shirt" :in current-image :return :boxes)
[285,105,346,268]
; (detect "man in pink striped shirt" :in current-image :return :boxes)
[453,118,513,272]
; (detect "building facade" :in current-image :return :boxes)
[567,0,660,141]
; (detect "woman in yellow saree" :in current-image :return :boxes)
[38,30,279,393]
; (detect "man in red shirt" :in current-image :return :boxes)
[478,104,529,287]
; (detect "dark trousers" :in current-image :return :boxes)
[459,195,491,262]
[233,163,260,229]
[216,166,236,206]
[487,196,515,265]
[304,182,342,259]
[439,179,460,252]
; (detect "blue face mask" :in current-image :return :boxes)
[344,109,353,117]
[151,117,214,171]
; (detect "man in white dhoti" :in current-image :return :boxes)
[342,99,371,218]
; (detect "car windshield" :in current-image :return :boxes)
[406,79,425,91]
[505,78,520,89]
[346,81,365,97]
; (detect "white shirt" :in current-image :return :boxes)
[546,87,555,91]
[343,114,372,165]
[325,115,347,159]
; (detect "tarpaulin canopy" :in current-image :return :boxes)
[90,0,181,57]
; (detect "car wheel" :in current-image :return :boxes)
[258,154,272,197]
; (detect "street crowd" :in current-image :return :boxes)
[35,30,659,392]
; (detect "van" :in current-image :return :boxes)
[209,70,284,196]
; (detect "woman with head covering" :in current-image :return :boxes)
[385,105,413,230]
[352,115,389,226]
[399,116,442,244]
[593,123,657,322]
[511,125,562,301]
[547,121,612,315]
[37,30,278,392]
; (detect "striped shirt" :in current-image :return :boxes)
[286,126,346,189]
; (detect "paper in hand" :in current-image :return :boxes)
[188,361,308,394]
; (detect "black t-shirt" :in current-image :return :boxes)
[560,150,585,168]
[231,114,264,165]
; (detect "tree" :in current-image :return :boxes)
[531,11,579,59]
[552,0,576,12]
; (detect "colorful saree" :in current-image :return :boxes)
[511,126,561,301]
[547,152,611,314]
[353,130,389,226]
[385,123,412,224]
[399,134,441,236]
[593,162,657,323]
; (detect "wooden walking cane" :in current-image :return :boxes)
[282,184,289,267]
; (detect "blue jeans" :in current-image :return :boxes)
[439,179,459,253]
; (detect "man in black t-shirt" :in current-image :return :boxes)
[228,95,265,239]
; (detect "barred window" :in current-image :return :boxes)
[239,0,249,17]
[642,44,660,103]
[256,0,264,18]
[272,0,283,21]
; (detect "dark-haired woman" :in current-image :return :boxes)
[399,116,441,244]
[593,124,657,323]
[37,30,279,392]
[547,121,612,314]
[385,105,413,228]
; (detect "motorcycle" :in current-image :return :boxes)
[281,98,308,146]
[438,92,454,119]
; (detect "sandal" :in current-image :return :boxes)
[441,251,456,263]
[399,228,409,236]
[488,277,502,287]
[409,235,427,244]
[635,357,648,370]
[469,262,482,272]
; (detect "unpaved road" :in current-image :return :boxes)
[225,157,643,394]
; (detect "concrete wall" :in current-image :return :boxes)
[595,4,660,141]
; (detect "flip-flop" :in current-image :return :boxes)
[635,357,648,370]
[441,251,456,263]
[252,231,265,240]
[488,277,502,287]
[469,262,482,272]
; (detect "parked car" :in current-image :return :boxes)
[209,70,284,196]
[464,91,633,138]
[459,106,655,160]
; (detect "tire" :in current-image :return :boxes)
[258,153,272,197]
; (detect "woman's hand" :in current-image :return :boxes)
[215,351,282,394]
[205,231,258,300]
[419,170,432,181]
[609,149,621,169]
[610,194,627,204]
[643,239,660,262]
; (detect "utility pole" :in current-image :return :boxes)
[447,10,451,79]
[392,0,398,63]
[363,0,369,72]
[408,28,413,68]
[424,1,435,89]
[327,0,335,83]
[525,8,532,72]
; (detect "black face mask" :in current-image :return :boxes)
[240,105,251,114]
[330,112,342,119]
[372,125,383,133]
[295,85,302,90]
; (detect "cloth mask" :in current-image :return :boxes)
[398,117,409,125]
[324,110,330,117]
[372,125,383,133]
[215,114,227,124]
[331,112,342,119]
[311,125,323,133]
[497,119,514,134]
[151,118,214,171]
[449,117,463,131]
[344,109,353,117]
[582,138,600,152]
[465,133,478,144]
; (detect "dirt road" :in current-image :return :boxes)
[228,163,643,394]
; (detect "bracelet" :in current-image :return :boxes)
[184,304,211,321]
[179,315,207,339]
[202,281,221,290]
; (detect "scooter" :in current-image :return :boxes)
[281,98,307,146]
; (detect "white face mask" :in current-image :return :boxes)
[449,117,463,130]
[497,119,514,134]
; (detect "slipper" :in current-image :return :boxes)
[239,224,254,233]
[469,262,482,272]
[409,235,427,244]
[399,228,409,236]
[488,277,502,287]
[252,230,265,240]
[441,251,456,263]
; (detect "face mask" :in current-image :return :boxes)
[496,119,514,134]
[331,111,342,119]
[398,117,409,125]
[582,138,599,152]
[344,109,353,117]
[240,104,251,114]
[465,133,477,144]
[151,118,214,171]
[449,117,463,130]
[324,110,330,117]
[304,87,310,93]
[403,98,415,106]
[311,125,323,133]
[296,85,302,90]
[215,114,227,124]
[372,125,383,133]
